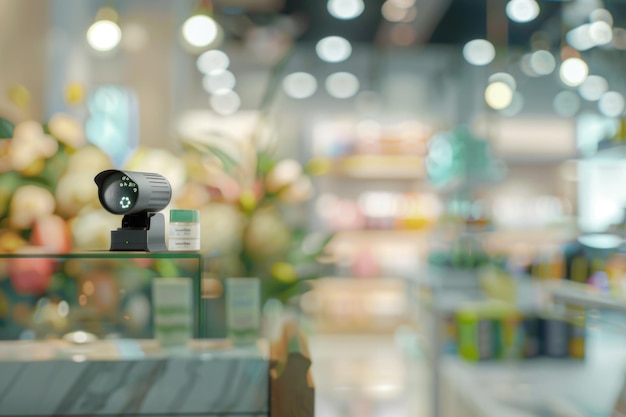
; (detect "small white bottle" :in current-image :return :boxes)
[168,209,200,251]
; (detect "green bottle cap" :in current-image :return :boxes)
[170,209,199,223]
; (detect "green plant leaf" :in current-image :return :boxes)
[0,118,14,139]
[183,140,239,175]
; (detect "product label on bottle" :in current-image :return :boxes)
[169,224,200,239]
[168,238,200,251]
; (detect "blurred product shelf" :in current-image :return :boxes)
[323,155,426,180]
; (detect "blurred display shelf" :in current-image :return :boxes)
[412,267,626,417]
[321,155,426,180]
[440,330,626,417]
[500,154,579,165]
[544,280,626,315]
[326,228,573,247]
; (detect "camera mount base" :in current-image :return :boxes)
[110,212,167,252]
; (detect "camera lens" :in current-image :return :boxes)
[99,171,139,214]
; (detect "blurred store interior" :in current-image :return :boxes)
[2,0,626,416]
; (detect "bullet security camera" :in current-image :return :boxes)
[94,170,172,252]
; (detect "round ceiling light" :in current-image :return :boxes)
[463,39,496,66]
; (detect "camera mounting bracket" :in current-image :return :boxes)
[110,212,167,252]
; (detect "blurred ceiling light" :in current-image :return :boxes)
[559,57,588,87]
[500,92,525,116]
[316,36,352,63]
[202,70,236,94]
[520,53,538,76]
[197,49,230,74]
[182,14,218,48]
[282,72,317,99]
[463,39,495,66]
[382,1,409,22]
[598,91,625,117]
[485,81,514,110]
[529,50,556,75]
[489,72,517,91]
[87,19,122,51]
[589,21,613,45]
[567,24,595,51]
[390,23,417,46]
[326,72,360,99]
[506,0,540,23]
[389,0,415,8]
[578,75,608,101]
[327,0,364,20]
[210,90,241,115]
[553,91,581,117]
[590,8,613,26]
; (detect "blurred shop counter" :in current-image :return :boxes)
[0,338,269,416]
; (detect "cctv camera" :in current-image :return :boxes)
[94,170,172,252]
[95,170,171,215]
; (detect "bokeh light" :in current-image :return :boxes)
[282,72,317,99]
[559,57,588,87]
[202,70,236,94]
[578,75,608,101]
[488,72,516,91]
[210,90,241,115]
[506,0,540,23]
[553,91,581,117]
[389,0,415,7]
[182,14,218,48]
[325,72,360,99]
[86,20,122,51]
[485,81,514,110]
[382,1,409,22]
[316,36,352,63]
[598,91,625,117]
[197,49,230,74]
[529,50,556,75]
[567,24,595,51]
[327,0,364,20]
[500,92,525,116]
[463,39,495,66]
[589,21,613,45]
[590,8,613,26]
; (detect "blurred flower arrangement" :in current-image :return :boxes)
[0,114,120,256]
[178,111,331,302]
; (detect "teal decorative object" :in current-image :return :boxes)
[85,86,139,168]
[426,125,505,190]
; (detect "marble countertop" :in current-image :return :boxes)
[0,339,270,416]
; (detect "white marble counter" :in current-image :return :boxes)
[0,339,269,416]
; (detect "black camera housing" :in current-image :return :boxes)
[94,170,172,252]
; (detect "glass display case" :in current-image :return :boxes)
[0,252,205,340]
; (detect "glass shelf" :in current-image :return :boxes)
[0,251,211,340]
[0,251,204,259]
